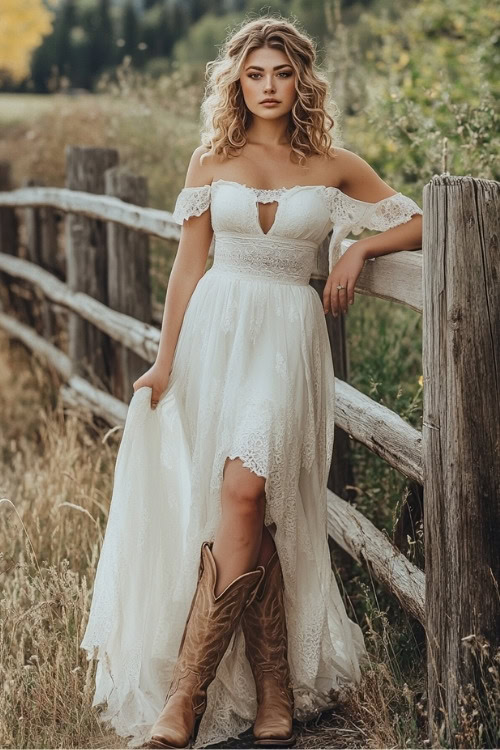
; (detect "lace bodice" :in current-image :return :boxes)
[172,178,423,280]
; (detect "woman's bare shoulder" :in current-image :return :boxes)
[184,146,226,187]
[319,147,387,193]
[304,147,351,188]
[323,146,360,173]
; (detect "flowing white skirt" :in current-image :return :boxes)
[80,267,367,748]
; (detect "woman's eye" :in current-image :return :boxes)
[248,71,292,79]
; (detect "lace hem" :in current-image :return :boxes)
[172,184,211,224]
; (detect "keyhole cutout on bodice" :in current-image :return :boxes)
[256,199,279,236]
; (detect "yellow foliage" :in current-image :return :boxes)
[0,0,55,82]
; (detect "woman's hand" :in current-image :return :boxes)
[133,361,172,410]
[323,243,367,317]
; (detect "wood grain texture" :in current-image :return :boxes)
[65,146,119,388]
[0,253,160,363]
[310,277,354,503]
[327,488,425,624]
[0,161,22,319]
[422,174,500,745]
[0,185,182,240]
[335,377,423,483]
[22,176,61,345]
[313,235,423,312]
[105,167,152,401]
[0,312,127,425]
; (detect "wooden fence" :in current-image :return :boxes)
[0,147,498,747]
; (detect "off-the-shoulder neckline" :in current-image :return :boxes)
[185,178,401,206]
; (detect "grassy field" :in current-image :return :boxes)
[1,86,487,748]
[0,93,58,126]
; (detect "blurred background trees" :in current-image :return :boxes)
[0,0,497,191]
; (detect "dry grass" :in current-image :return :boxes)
[0,61,201,211]
[0,331,121,748]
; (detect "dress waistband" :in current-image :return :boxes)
[211,231,317,286]
[214,231,318,250]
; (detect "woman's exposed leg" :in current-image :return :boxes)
[212,457,276,597]
[149,460,278,747]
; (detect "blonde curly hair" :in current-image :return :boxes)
[199,15,339,166]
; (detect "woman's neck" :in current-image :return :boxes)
[244,114,290,147]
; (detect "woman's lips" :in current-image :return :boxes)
[260,101,280,106]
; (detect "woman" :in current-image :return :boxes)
[80,15,423,750]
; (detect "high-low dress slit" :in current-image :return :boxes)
[80,178,423,748]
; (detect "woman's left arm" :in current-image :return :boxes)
[324,149,423,316]
[350,213,422,259]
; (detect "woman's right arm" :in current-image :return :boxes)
[133,146,214,408]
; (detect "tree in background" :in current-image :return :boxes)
[120,0,140,63]
[0,0,55,86]
[140,1,187,64]
[349,0,499,181]
[29,0,118,91]
[87,0,114,76]
[189,0,209,24]
[52,0,77,81]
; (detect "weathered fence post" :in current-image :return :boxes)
[422,174,500,745]
[0,161,21,317]
[23,177,62,344]
[105,167,152,402]
[312,234,354,501]
[0,162,17,256]
[65,146,119,390]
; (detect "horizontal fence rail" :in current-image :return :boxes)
[0,312,129,424]
[0,308,427,627]
[326,488,425,624]
[334,378,423,483]
[0,185,423,310]
[0,186,182,241]
[0,253,160,363]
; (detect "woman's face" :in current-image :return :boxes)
[239,46,297,120]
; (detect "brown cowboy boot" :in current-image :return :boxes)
[241,550,296,747]
[148,541,265,749]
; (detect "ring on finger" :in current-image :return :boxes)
[337,282,349,313]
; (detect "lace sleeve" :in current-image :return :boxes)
[351,192,423,234]
[172,184,211,224]
[326,188,423,273]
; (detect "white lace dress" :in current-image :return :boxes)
[80,178,423,748]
